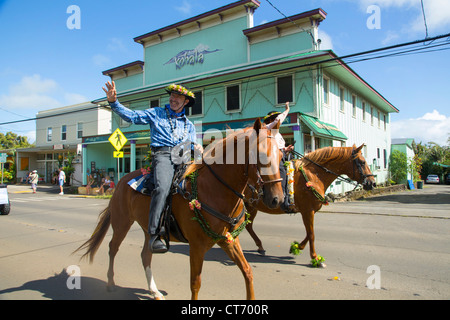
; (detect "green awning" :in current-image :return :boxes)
[300,114,347,140]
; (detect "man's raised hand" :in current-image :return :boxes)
[102,81,117,103]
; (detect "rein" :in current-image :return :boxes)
[290,149,360,188]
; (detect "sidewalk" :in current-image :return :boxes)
[320,184,449,219]
[5,183,69,195]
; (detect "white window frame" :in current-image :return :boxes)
[47,127,52,142]
[61,125,67,141]
[77,122,83,140]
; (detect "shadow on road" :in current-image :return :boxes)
[357,189,450,205]
[0,269,153,300]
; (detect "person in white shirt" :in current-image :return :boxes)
[58,167,66,195]
[28,170,39,193]
[263,102,295,211]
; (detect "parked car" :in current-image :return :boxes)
[445,173,450,185]
[425,174,440,184]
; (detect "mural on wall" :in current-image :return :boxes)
[164,44,222,69]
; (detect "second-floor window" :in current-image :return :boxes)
[188,91,203,116]
[77,122,83,139]
[226,84,240,112]
[47,127,52,142]
[277,75,293,104]
[61,125,67,141]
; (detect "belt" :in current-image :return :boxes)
[151,146,173,153]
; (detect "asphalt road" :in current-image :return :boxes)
[0,183,449,300]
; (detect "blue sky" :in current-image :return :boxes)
[0,0,449,145]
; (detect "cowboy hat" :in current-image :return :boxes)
[165,83,195,108]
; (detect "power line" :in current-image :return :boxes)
[421,0,429,39]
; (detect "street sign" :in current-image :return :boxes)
[108,128,128,151]
[113,151,124,158]
[0,153,7,163]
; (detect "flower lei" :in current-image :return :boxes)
[283,161,295,205]
[298,165,329,205]
[289,241,325,267]
[166,83,195,98]
[187,170,250,243]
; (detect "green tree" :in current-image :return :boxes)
[0,132,34,150]
[389,150,407,184]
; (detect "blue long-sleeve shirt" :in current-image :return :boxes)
[109,100,197,148]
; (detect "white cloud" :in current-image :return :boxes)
[92,54,112,68]
[318,30,334,50]
[357,0,450,41]
[391,110,450,145]
[0,74,87,110]
[175,0,192,15]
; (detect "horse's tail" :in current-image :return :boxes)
[73,204,111,263]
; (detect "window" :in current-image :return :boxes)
[352,95,357,117]
[61,125,67,141]
[189,91,203,116]
[150,99,159,108]
[370,106,374,125]
[47,127,52,142]
[377,111,381,128]
[383,149,387,169]
[277,75,293,104]
[323,77,329,105]
[383,114,387,131]
[362,102,366,121]
[339,87,345,112]
[226,84,240,112]
[77,122,83,139]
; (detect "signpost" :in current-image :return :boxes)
[0,153,7,184]
[108,128,127,180]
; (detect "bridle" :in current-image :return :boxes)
[290,146,374,189]
[351,148,375,186]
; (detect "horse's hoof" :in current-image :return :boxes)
[257,249,266,256]
[106,284,116,292]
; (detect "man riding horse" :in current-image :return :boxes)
[103,81,204,253]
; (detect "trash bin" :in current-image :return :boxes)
[417,180,423,189]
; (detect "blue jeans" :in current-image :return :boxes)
[148,151,176,235]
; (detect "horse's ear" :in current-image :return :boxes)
[253,118,262,135]
[354,144,364,153]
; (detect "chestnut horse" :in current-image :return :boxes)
[74,119,283,300]
[245,144,376,264]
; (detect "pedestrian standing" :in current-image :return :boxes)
[58,167,66,195]
[28,170,39,193]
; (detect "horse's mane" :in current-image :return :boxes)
[183,125,258,179]
[293,146,353,171]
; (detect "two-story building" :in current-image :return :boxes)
[16,102,111,185]
[85,0,398,194]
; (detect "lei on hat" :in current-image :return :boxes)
[263,111,281,123]
[165,83,195,99]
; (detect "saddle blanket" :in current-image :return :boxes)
[128,174,149,193]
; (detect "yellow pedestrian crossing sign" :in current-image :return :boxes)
[109,128,127,151]
[113,151,124,158]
